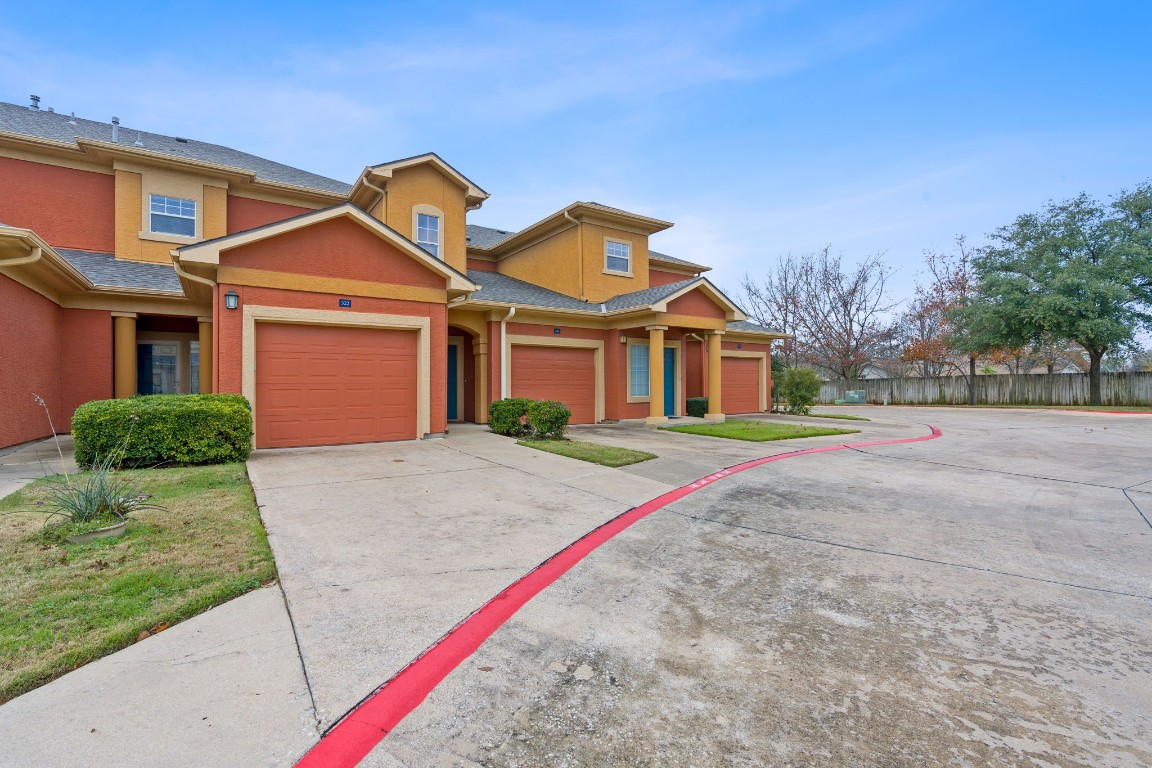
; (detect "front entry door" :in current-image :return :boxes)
[663,347,676,416]
[447,343,459,421]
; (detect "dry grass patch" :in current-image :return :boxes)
[0,463,274,703]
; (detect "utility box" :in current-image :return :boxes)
[845,390,868,404]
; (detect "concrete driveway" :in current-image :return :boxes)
[355,408,1152,767]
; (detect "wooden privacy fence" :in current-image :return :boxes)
[819,372,1152,406]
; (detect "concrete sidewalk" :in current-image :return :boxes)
[0,434,77,500]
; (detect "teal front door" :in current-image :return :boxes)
[447,344,459,421]
[663,347,676,416]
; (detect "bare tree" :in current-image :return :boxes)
[742,247,899,380]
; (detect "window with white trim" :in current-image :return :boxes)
[416,213,441,257]
[629,343,650,397]
[605,240,631,273]
[149,194,196,237]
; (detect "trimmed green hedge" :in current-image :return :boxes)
[489,398,572,439]
[686,397,709,418]
[72,394,253,469]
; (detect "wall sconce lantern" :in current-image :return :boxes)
[224,290,239,310]
[619,335,628,344]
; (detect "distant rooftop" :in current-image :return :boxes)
[0,99,351,195]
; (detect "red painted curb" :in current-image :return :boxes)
[294,425,943,767]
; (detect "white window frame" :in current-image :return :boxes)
[149,194,197,237]
[415,211,441,258]
[604,238,632,276]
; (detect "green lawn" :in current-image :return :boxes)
[660,419,860,442]
[517,439,657,467]
[0,463,275,703]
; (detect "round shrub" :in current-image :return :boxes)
[488,398,533,437]
[778,368,822,415]
[686,397,709,418]
[527,400,572,439]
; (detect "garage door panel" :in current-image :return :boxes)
[255,323,419,449]
[722,357,762,414]
[511,345,596,424]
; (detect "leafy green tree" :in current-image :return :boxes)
[963,183,1152,405]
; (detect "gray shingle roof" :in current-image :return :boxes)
[603,279,699,311]
[465,224,517,249]
[466,270,592,311]
[648,250,706,269]
[0,101,351,195]
[56,249,184,293]
[727,320,783,335]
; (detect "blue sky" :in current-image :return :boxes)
[2,1,1149,301]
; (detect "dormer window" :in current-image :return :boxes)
[605,239,631,275]
[416,212,440,258]
[150,194,196,237]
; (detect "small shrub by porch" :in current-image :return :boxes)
[72,394,253,469]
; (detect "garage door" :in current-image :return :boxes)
[722,357,762,414]
[511,345,596,424]
[255,323,418,449]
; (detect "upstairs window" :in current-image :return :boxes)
[605,240,631,274]
[150,194,196,237]
[416,213,441,257]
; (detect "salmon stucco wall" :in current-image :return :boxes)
[0,274,61,447]
[0,157,115,252]
[666,288,726,320]
[227,195,313,234]
[685,338,705,398]
[214,284,448,435]
[59,309,112,427]
[221,216,444,289]
[649,269,695,287]
[466,258,498,273]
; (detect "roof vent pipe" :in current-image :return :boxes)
[134,131,143,147]
[111,117,119,142]
[68,112,77,125]
[47,107,54,113]
[29,95,40,110]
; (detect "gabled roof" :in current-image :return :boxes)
[56,249,183,293]
[176,203,477,293]
[0,101,351,196]
[727,320,788,336]
[603,278,699,311]
[353,152,488,207]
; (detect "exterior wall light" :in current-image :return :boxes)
[224,290,239,310]
[620,335,628,344]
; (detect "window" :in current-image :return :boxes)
[416,213,440,257]
[150,194,196,237]
[605,240,631,273]
[629,343,650,398]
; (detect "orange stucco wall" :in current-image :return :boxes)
[227,195,312,234]
[685,338,705,397]
[221,216,444,289]
[0,275,112,448]
[0,157,115,251]
[214,284,448,434]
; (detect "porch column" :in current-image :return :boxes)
[112,312,137,399]
[197,317,213,394]
[646,325,667,426]
[474,338,489,423]
[705,330,725,422]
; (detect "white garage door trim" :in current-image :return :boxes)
[242,305,431,445]
[507,334,605,423]
[721,350,768,412]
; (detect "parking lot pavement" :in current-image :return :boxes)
[366,409,1152,767]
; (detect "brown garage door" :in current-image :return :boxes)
[722,357,761,414]
[511,345,596,424]
[255,323,418,449]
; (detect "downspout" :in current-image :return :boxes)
[563,209,585,301]
[360,172,388,221]
[500,306,516,398]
